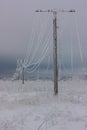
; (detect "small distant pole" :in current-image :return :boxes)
[22,67,24,84]
[35,9,75,95]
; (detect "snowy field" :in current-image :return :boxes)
[0,79,87,130]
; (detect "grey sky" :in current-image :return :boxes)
[0,0,87,60]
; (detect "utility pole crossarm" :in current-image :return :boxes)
[35,9,76,13]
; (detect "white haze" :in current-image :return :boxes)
[0,0,87,60]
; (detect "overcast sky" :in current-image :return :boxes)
[0,0,87,61]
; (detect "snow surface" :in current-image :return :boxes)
[0,79,87,130]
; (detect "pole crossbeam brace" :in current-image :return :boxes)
[35,9,75,95]
[36,9,75,13]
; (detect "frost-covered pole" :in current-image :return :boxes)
[35,9,75,95]
[53,11,58,95]
[22,67,24,84]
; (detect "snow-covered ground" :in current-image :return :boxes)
[0,79,87,130]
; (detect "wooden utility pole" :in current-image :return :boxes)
[35,9,75,95]
[22,67,24,84]
[53,11,58,95]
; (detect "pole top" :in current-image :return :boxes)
[69,9,76,12]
